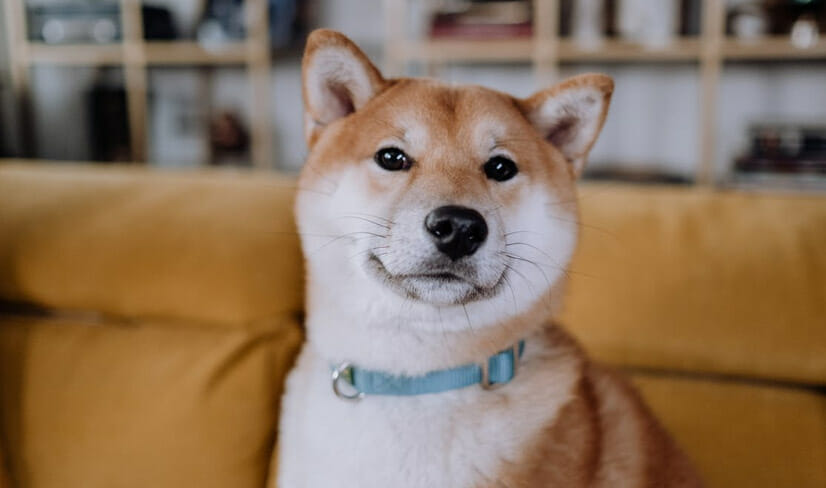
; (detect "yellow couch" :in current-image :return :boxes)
[1,161,824,487]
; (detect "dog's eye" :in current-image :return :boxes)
[484,156,518,182]
[374,147,412,171]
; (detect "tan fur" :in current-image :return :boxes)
[482,325,701,488]
[290,29,703,487]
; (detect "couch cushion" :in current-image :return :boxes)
[0,312,302,488]
[633,372,826,488]
[0,163,303,326]
[1,442,10,488]
[563,184,826,385]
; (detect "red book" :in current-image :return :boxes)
[430,22,533,39]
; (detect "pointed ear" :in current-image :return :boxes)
[302,29,386,147]
[520,74,613,176]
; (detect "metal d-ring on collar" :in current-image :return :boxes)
[331,362,365,401]
[330,341,525,400]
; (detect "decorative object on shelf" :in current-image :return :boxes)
[791,13,820,48]
[571,0,605,50]
[210,111,250,166]
[27,2,178,43]
[735,122,826,179]
[141,5,177,40]
[616,0,680,48]
[197,0,245,46]
[149,86,209,168]
[161,0,206,39]
[680,0,703,36]
[429,0,532,40]
[4,0,274,167]
[584,165,693,185]
[87,79,130,162]
[27,2,121,44]
[269,0,306,49]
[761,0,826,37]
[0,83,10,158]
[728,2,769,41]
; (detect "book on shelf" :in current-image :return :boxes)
[429,1,533,40]
[734,122,826,175]
[730,122,826,191]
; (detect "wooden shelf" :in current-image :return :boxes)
[384,0,826,186]
[27,43,124,65]
[24,41,254,66]
[5,0,274,168]
[399,34,826,66]
[143,41,250,65]
[400,38,533,62]
[722,36,826,60]
[400,37,704,64]
[558,38,701,63]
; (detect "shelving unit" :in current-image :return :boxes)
[384,0,826,185]
[722,36,826,60]
[3,0,273,168]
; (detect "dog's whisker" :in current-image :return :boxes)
[501,252,552,289]
[503,230,546,238]
[460,304,478,339]
[343,212,396,225]
[336,215,393,229]
[503,262,536,297]
[346,245,390,262]
[500,250,577,282]
[504,241,558,264]
[500,273,518,315]
[307,231,388,257]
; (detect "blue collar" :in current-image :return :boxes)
[330,341,525,400]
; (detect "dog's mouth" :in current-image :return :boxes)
[365,253,502,305]
[406,271,464,282]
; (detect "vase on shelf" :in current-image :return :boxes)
[571,0,605,50]
[617,0,680,49]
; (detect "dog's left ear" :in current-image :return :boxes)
[302,29,387,147]
[520,74,613,176]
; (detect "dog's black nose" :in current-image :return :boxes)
[424,205,488,261]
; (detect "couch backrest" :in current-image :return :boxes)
[0,163,304,326]
[562,183,826,386]
[0,163,304,488]
[4,163,822,386]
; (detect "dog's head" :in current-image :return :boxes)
[297,30,612,335]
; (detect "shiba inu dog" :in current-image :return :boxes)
[277,29,702,487]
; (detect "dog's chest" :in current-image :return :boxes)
[278,345,577,488]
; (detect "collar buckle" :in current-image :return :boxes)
[479,343,520,390]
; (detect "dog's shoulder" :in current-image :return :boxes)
[492,325,703,488]
[586,363,704,487]
[489,324,599,487]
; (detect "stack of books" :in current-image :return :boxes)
[731,123,826,191]
[430,1,532,40]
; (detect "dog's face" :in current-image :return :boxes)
[297,30,612,332]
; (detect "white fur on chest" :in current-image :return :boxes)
[277,340,578,488]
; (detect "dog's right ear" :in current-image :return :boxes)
[302,29,386,147]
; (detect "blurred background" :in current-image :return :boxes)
[0,0,825,189]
